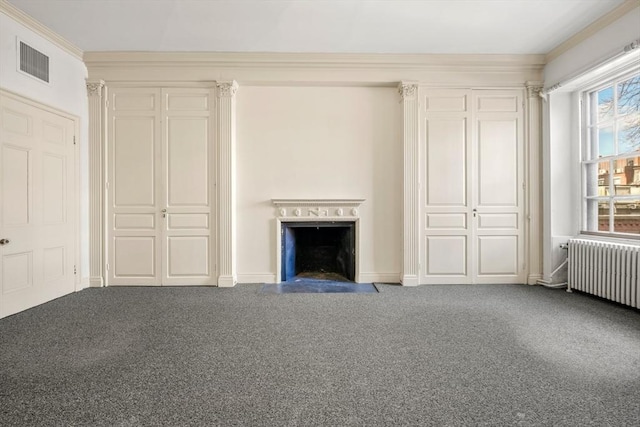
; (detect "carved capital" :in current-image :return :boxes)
[86,80,104,97]
[216,81,238,98]
[525,81,544,99]
[398,83,418,101]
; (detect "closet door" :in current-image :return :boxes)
[420,89,473,284]
[420,88,525,284]
[161,89,215,285]
[472,90,525,284]
[108,88,162,285]
[107,88,215,286]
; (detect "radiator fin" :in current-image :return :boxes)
[568,238,639,309]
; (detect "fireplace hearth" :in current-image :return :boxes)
[281,222,355,282]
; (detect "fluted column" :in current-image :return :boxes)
[399,82,420,286]
[216,81,238,287]
[86,80,105,287]
[525,82,543,284]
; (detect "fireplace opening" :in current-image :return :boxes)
[281,222,355,282]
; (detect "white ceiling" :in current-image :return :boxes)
[6,0,627,54]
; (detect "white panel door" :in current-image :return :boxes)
[161,89,215,285]
[0,93,76,318]
[421,89,473,284]
[107,88,215,286]
[473,90,525,283]
[420,88,525,284]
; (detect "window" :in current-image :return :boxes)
[582,71,640,235]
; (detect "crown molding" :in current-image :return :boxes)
[84,51,545,70]
[546,0,639,63]
[0,0,83,60]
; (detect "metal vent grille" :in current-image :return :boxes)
[19,41,49,83]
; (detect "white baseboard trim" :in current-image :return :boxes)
[89,277,104,287]
[527,274,543,285]
[401,274,419,286]
[237,274,276,284]
[218,275,237,287]
[359,273,401,284]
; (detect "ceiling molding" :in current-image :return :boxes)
[0,0,83,60]
[546,0,639,63]
[84,51,546,70]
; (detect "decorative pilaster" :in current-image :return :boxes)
[87,80,105,287]
[399,82,420,286]
[525,81,543,284]
[216,81,238,287]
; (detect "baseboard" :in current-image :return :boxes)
[237,273,276,284]
[217,275,237,287]
[400,275,419,286]
[89,277,104,288]
[359,273,401,284]
[527,274,543,285]
[78,277,90,291]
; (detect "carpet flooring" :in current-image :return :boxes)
[1,284,639,426]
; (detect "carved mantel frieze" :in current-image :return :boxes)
[272,199,365,220]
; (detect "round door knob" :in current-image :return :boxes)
[0,238,10,245]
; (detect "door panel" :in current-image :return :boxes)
[421,89,472,284]
[0,93,76,318]
[107,88,215,286]
[420,88,525,285]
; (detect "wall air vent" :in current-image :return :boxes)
[19,41,49,83]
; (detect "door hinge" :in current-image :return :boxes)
[73,135,76,145]
[74,265,77,275]
[106,263,110,271]
[105,181,110,190]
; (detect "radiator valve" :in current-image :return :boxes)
[559,243,569,250]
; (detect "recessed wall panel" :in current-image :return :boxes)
[167,117,208,206]
[43,246,65,281]
[2,252,32,293]
[167,236,209,277]
[113,117,155,206]
[425,95,467,112]
[166,94,209,111]
[167,214,209,230]
[426,236,466,275]
[43,121,65,146]
[114,237,155,277]
[43,153,65,223]
[425,119,467,206]
[113,93,155,111]
[426,213,466,229]
[2,108,31,135]
[478,213,518,229]
[477,96,518,112]
[478,120,517,206]
[478,236,518,275]
[3,146,29,225]
[114,214,155,230]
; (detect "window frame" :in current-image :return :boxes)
[580,69,640,239]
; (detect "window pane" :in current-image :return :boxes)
[618,114,639,154]
[585,199,600,231]
[596,160,610,196]
[617,75,640,116]
[612,199,640,234]
[598,126,614,156]
[597,86,614,122]
[597,200,610,232]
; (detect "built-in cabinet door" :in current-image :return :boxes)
[0,93,76,318]
[108,88,215,286]
[420,88,525,284]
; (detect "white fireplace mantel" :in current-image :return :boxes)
[272,198,365,220]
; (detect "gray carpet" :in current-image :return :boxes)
[1,284,639,426]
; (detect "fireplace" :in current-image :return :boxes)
[272,198,365,283]
[281,222,355,282]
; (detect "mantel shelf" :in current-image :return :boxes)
[271,198,365,208]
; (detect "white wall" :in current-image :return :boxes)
[236,86,402,282]
[0,11,89,285]
[541,6,640,282]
